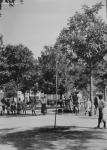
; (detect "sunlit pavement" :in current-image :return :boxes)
[0,112,107,150]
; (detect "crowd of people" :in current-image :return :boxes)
[0,92,107,128]
[57,92,107,129]
[0,97,47,116]
[57,94,80,114]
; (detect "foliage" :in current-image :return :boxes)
[94,59,107,92]
[20,59,39,95]
[0,35,10,86]
[3,44,35,91]
[0,0,23,10]
[55,2,107,99]
[58,2,106,68]
[38,46,56,94]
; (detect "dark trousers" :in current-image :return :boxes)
[98,109,106,128]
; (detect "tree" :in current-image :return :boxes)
[20,59,39,99]
[3,44,35,100]
[56,2,107,114]
[38,46,56,94]
[94,59,107,100]
[0,35,10,88]
[0,0,23,16]
[0,0,23,9]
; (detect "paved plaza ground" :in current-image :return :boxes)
[0,111,107,150]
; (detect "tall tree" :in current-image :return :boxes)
[3,44,35,100]
[20,59,39,98]
[56,2,107,114]
[0,35,10,88]
[38,46,56,94]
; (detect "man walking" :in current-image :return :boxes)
[97,95,106,128]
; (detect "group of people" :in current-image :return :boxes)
[0,93,107,128]
[57,93,81,114]
[57,92,107,129]
[85,94,107,128]
[0,97,36,116]
[0,96,47,116]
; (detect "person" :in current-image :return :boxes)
[13,100,16,115]
[41,96,47,115]
[103,102,107,128]
[17,98,22,115]
[2,103,5,115]
[72,92,79,114]
[6,99,10,115]
[0,102,3,115]
[97,95,106,128]
[85,99,91,116]
[30,98,36,115]
[77,92,82,113]
[94,96,99,115]
[22,99,27,115]
[11,100,15,115]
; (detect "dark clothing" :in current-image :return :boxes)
[99,109,103,122]
[41,103,47,114]
[97,99,106,128]
[94,97,98,108]
[2,105,5,111]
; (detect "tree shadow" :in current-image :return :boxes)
[0,126,107,150]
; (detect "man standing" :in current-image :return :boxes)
[97,95,106,128]
[94,95,99,115]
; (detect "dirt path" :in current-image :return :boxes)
[0,114,107,150]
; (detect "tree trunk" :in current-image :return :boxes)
[90,65,94,116]
[16,84,19,102]
[104,85,106,101]
[28,90,30,101]
[54,60,58,128]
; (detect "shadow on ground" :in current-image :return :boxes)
[0,126,107,150]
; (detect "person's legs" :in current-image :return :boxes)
[103,119,106,128]
[24,108,26,115]
[32,109,33,115]
[97,118,101,128]
[97,111,103,128]
[94,107,96,115]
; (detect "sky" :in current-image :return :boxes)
[0,0,106,58]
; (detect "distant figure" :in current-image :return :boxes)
[30,99,36,115]
[77,92,82,113]
[6,99,10,115]
[41,96,47,115]
[17,98,22,114]
[13,100,16,115]
[22,99,27,115]
[72,92,79,114]
[0,102,3,115]
[103,102,107,128]
[94,96,99,115]
[10,99,16,115]
[97,95,106,128]
[85,99,91,116]
[2,103,5,115]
